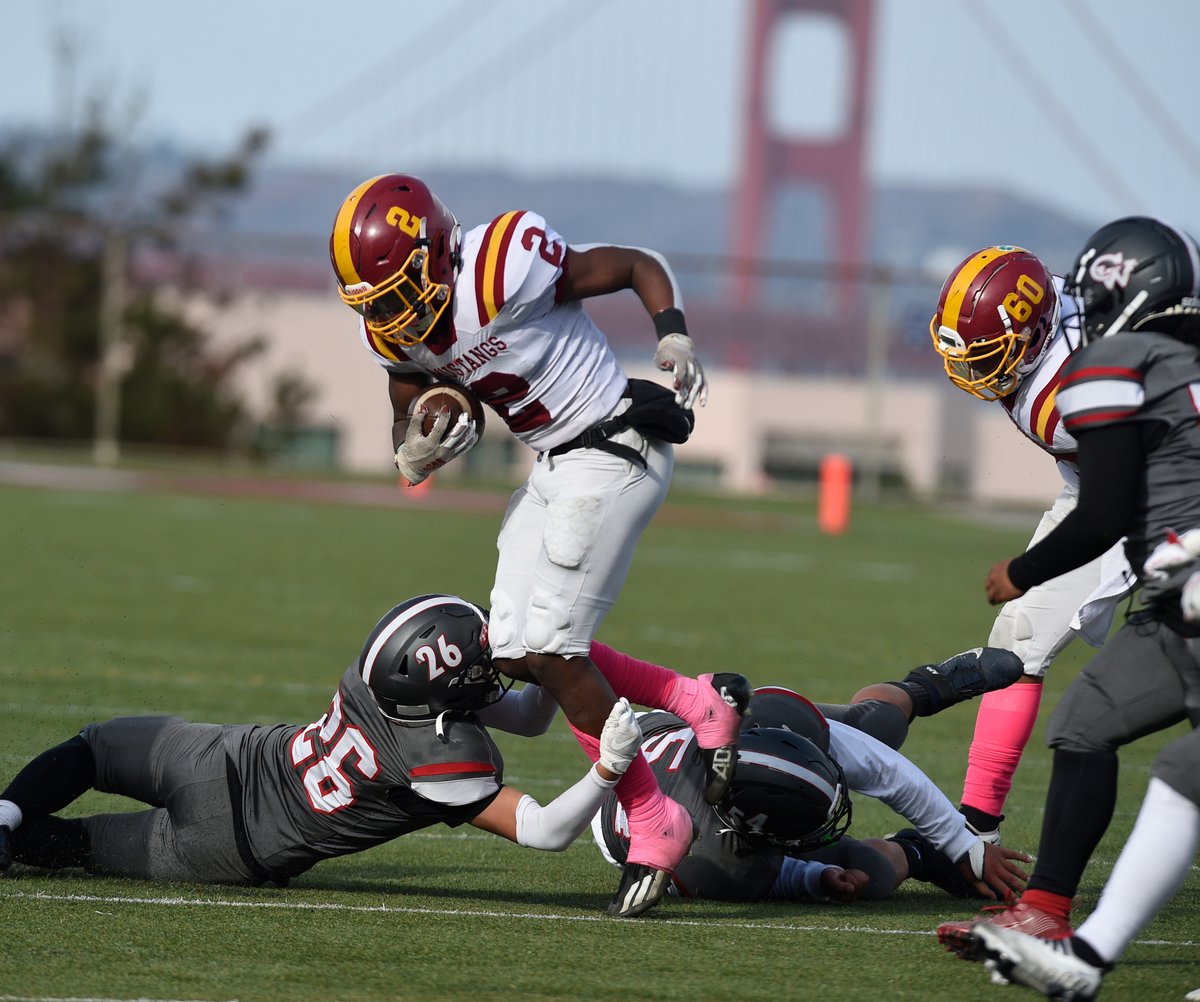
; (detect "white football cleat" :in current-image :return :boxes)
[972,923,1105,1000]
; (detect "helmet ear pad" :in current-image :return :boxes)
[716,726,852,851]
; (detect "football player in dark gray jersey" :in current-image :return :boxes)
[591,648,1032,905]
[0,595,649,888]
[937,217,1200,999]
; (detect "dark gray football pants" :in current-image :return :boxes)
[80,715,257,884]
[1048,620,1200,805]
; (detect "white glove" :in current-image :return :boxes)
[1143,529,1200,581]
[654,332,707,410]
[598,697,642,776]
[394,408,479,487]
[1183,570,1200,623]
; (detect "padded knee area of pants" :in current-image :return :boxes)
[838,840,899,901]
[990,605,1033,652]
[988,606,1056,677]
[487,589,521,658]
[543,495,604,569]
[523,594,573,655]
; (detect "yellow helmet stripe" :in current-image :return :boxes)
[941,248,1015,333]
[331,175,387,285]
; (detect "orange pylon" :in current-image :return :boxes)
[817,454,852,535]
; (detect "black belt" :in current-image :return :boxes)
[544,387,647,469]
[224,754,286,887]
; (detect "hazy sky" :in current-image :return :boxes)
[5,0,1200,239]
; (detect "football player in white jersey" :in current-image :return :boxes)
[930,246,1134,844]
[328,174,715,917]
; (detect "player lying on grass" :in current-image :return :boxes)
[588,646,1033,904]
[0,594,743,896]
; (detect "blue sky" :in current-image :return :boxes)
[5,0,1199,239]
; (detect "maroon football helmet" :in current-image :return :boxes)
[930,246,1060,400]
[329,174,462,346]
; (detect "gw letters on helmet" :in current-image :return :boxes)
[1066,215,1200,345]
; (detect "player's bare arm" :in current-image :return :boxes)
[557,245,676,313]
[821,866,871,903]
[985,558,1022,605]
[561,245,706,409]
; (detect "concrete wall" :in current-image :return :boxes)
[195,288,1064,505]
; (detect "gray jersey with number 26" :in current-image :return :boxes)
[222,665,504,880]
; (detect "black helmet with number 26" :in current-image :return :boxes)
[1066,215,1200,345]
[359,594,506,722]
[715,726,852,851]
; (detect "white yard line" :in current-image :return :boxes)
[2,891,1194,947]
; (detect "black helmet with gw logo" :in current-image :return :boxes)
[1067,215,1200,345]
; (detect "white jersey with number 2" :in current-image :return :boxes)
[358,210,628,452]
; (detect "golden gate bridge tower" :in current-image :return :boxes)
[732,0,875,312]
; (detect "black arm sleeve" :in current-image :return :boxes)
[1006,422,1144,592]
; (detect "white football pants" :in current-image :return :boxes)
[489,424,673,660]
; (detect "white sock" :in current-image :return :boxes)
[0,798,22,830]
[1076,777,1200,964]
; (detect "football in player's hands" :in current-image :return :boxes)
[409,381,486,438]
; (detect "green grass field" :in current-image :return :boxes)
[0,472,1195,1001]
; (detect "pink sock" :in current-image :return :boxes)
[589,642,678,708]
[589,642,736,749]
[961,682,1043,817]
[569,720,687,870]
[569,721,662,821]
[571,723,603,764]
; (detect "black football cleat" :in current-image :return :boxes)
[608,797,695,918]
[897,647,1024,717]
[698,672,752,805]
[963,811,1005,846]
[607,863,673,919]
[0,825,12,872]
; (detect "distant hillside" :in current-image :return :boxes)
[2,126,1097,375]
[229,163,1098,277]
[216,164,1097,376]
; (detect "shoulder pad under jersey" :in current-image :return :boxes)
[460,210,566,329]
